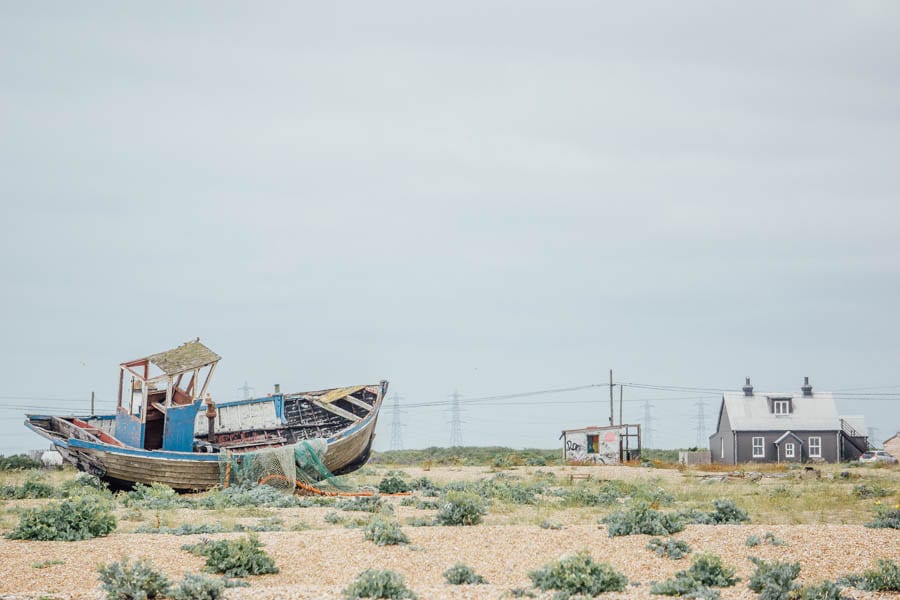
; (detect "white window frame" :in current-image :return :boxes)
[720,437,725,459]
[785,443,795,458]
[752,436,765,458]
[773,400,790,415]
[809,436,822,458]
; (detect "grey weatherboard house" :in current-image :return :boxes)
[709,377,868,464]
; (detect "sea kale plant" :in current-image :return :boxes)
[97,557,171,600]
[646,537,692,559]
[650,553,738,596]
[182,534,279,578]
[601,502,685,537]
[7,496,116,541]
[528,551,628,596]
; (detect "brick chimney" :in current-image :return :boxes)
[801,376,813,396]
[742,377,754,396]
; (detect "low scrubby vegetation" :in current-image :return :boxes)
[0,454,43,471]
[363,517,409,546]
[866,504,900,529]
[343,569,417,599]
[97,557,171,600]
[651,553,738,596]
[170,573,226,600]
[840,559,900,592]
[646,537,691,559]
[443,563,486,585]
[602,502,685,536]
[747,557,801,600]
[182,534,279,577]
[529,551,627,596]
[7,496,116,541]
[435,491,486,526]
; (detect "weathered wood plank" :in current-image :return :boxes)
[311,400,360,423]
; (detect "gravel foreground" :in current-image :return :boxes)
[0,465,898,599]
[0,523,898,599]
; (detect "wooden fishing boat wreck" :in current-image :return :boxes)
[25,339,387,491]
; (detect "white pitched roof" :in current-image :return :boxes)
[723,391,839,431]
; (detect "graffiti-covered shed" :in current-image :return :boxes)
[560,424,641,464]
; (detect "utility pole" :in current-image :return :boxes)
[91,390,95,416]
[449,390,463,447]
[694,399,707,448]
[642,399,655,449]
[609,369,614,426]
[389,394,404,451]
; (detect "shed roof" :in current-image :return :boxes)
[147,340,221,376]
[722,391,840,431]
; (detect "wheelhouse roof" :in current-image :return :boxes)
[123,339,221,377]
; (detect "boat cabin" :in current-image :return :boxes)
[115,339,220,452]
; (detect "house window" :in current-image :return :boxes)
[587,434,599,454]
[773,400,790,415]
[785,443,795,458]
[720,437,725,459]
[752,437,765,458]
[809,436,822,458]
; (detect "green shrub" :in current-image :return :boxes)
[435,492,486,526]
[747,557,801,600]
[194,483,305,509]
[746,535,762,547]
[793,580,846,600]
[122,483,186,510]
[651,553,738,596]
[840,559,900,591]
[0,454,42,470]
[646,537,691,559]
[408,477,440,495]
[337,495,390,513]
[170,573,225,600]
[0,474,58,499]
[363,518,409,546]
[763,532,786,546]
[379,476,411,494]
[528,551,628,595]
[601,502,684,537]
[705,499,750,524]
[405,516,435,527]
[182,534,279,577]
[539,520,563,530]
[97,557,171,600]
[8,496,116,541]
[866,505,900,529]
[852,483,892,498]
[443,563,486,585]
[343,569,417,599]
[134,523,225,535]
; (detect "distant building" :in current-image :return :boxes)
[709,377,868,464]
[884,432,900,458]
[560,424,641,464]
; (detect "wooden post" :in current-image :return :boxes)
[608,369,614,426]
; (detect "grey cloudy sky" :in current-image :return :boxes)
[2,2,899,455]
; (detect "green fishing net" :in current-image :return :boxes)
[218,439,350,493]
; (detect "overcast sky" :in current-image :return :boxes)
[2,2,899,456]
